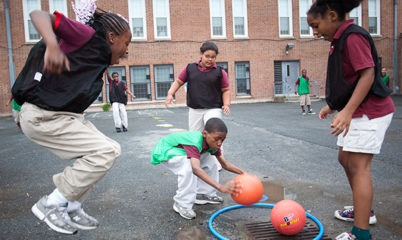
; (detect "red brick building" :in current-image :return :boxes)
[1,0,401,116]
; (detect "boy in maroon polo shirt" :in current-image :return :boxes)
[308,0,394,239]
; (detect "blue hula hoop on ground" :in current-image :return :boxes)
[208,200,324,240]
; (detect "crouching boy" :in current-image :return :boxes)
[151,118,244,219]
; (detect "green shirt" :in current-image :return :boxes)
[151,131,217,165]
[297,76,310,95]
[381,74,389,86]
[12,99,21,111]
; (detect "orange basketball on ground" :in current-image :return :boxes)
[231,174,264,205]
[270,200,306,235]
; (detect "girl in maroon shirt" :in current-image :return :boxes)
[307,0,394,240]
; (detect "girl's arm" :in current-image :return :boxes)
[221,88,231,115]
[30,10,70,74]
[330,67,375,136]
[165,79,185,108]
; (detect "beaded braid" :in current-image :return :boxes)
[72,0,130,36]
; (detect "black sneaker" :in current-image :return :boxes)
[122,126,128,132]
[116,128,122,133]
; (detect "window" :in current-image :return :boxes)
[349,5,361,26]
[210,0,226,38]
[216,62,228,76]
[232,0,248,38]
[154,65,173,99]
[153,0,171,40]
[235,62,250,95]
[299,0,312,36]
[49,0,67,15]
[23,0,41,42]
[278,0,293,37]
[368,0,380,35]
[129,0,147,40]
[130,66,151,100]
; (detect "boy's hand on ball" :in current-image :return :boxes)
[219,180,237,195]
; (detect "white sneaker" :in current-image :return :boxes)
[68,208,99,230]
[173,202,196,220]
[334,206,377,225]
[31,196,77,234]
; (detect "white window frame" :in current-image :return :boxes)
[232,0,248,38]
[299,0,312,37]
[278,0,293,38]
[129,0,147,41]
[154,64,174,99]
[209,0,226,39]
[349,4,362,26]
[22,0,42,43]
[152,0,171,40]
[49,0,68,16]
[368,0,381,36]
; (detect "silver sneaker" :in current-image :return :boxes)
[31,196,77,235]
[195,194,223,205]
[68,208,99,230]
[173,202,196,220]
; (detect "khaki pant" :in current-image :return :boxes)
[299,94,311,106]
[20,103,121,203]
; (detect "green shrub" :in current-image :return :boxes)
[102,103,111,112]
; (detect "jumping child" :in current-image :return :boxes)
[151,118,244,219]
[307,0,395,239]
[12,1,131,235]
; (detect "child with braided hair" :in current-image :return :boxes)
[12,0,131,234]
[307,0,394,239]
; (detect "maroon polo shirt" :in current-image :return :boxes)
[54,11,95,54]
[330,20,395,119]
[177,133,222,160]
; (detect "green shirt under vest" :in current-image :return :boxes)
[381,74,389,86]
[297,76,310,95]
[151,131,217,165]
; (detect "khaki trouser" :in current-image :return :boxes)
[20,103,121,203]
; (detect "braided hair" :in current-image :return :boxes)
[72,0,130,36]
[307,0,363,20]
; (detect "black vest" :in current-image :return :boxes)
[186,63,223,109]
[109,81,127,105]
[12,24,111,113]
[326,24,391,111]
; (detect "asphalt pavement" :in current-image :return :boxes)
[0,96,401,240]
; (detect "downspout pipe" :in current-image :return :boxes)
[393,0,399,94]
[4,0,16,87]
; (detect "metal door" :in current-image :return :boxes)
[281,61,299,95]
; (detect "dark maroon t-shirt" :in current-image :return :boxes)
[330,20,395,119]
[53,11,95,54]
[177,136,222,160]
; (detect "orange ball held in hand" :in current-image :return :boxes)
[270,200,307,236]
[231,174,264,205]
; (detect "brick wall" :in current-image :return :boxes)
[0,0,400,116]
